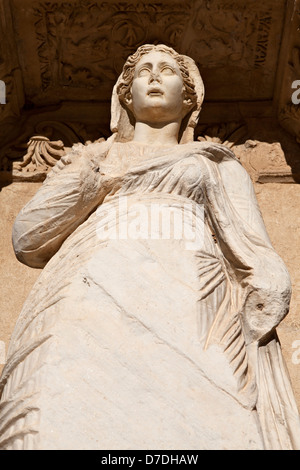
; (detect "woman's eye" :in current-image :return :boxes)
[138,67,151,77]
[161,66,175,75]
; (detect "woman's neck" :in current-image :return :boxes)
[132,121,181,147]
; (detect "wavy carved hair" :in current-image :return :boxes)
[117,44,198,109]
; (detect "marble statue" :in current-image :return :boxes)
[0,44,300,450]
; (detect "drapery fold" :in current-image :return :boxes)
[1,140,299,449]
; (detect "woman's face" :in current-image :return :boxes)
[128,51,188,124]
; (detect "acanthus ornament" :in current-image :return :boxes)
[13,136,66,173]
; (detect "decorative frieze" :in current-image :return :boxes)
[0,0,298,182]
[8,0,284,104]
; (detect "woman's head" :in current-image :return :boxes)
[117,44,198,120]
[111,44,204,143]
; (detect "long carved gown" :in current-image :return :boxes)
[0,138,299,450]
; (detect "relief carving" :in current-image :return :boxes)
[186,4,273,70]
[196,121,297,183]
[32,1,191,91]
[254,12,272,68]
[30,0,282,102]
[234,139,295,183]
[0,0,295,181]
[13,136,65,173]
[279,102,300,145]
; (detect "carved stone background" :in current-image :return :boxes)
[0,0,299,182]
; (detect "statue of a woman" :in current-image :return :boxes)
[0,44,299,450]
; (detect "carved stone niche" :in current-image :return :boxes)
[0,0,299,181]
[196,118,300,183]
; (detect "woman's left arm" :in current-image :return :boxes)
[196,142,292,345]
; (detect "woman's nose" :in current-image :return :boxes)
[149,71,162,84]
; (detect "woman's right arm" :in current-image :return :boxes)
[13,143,113,269]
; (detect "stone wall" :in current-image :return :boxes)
[0,183,42,370]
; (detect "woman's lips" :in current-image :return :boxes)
[147,88,164,96]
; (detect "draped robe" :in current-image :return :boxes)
[0,139,299,450]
